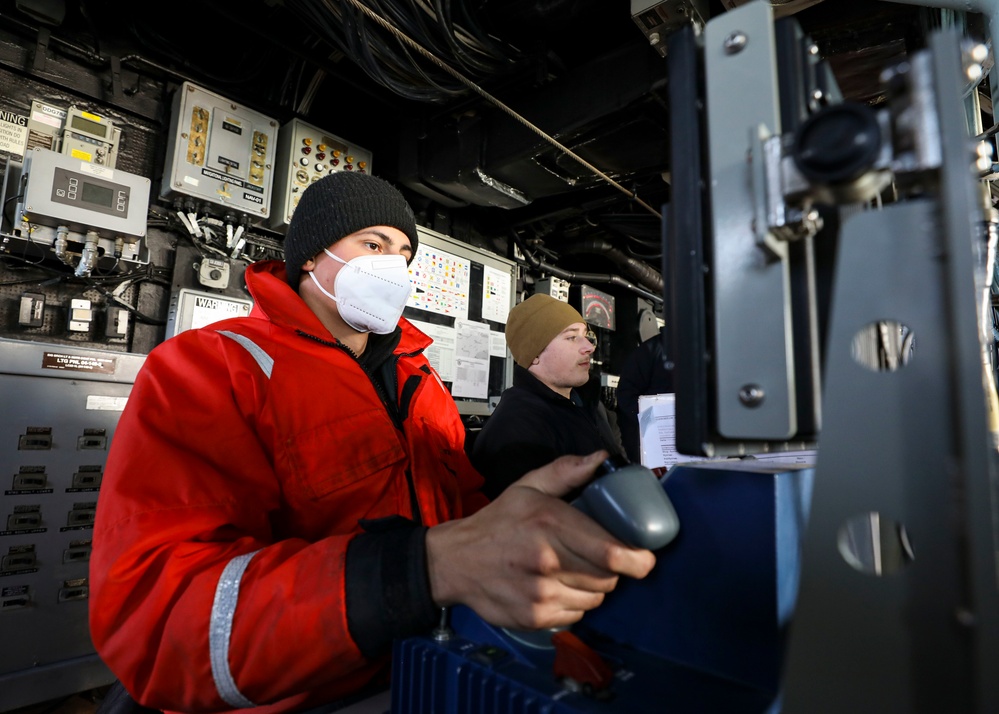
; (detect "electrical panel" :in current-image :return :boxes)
[269,117,373,231]
[18,148,149,239]
[5,148,151,275]
[536,277,571,302]
[0,338,145,711]
[60,106,120,168]
[160,82,278,221]
[25,101,121,168]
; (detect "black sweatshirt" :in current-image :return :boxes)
[470,364,624,499]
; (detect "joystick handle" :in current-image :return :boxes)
[572,455,679,551]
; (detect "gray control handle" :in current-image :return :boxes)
[573,457,680,551]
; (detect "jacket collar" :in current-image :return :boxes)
[512,363,577,404]
[243,260,432,354]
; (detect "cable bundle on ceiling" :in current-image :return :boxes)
[286,0,524,102]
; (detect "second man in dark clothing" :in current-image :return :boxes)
[471,293,626,499]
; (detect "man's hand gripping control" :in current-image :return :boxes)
[425,450,657,632]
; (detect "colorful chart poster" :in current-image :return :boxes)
[407,245,471,319]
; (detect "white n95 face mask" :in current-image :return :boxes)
[308,249,412,334]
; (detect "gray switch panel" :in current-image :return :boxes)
[0,338,144,711]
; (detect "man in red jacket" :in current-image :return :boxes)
[89,171,655,713]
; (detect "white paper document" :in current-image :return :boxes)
[638,393,817,470]
[408,319,457,383]
[452,319,490,398]
[481,265,512,323]
[638,393,710,470]
[488,330,508,358]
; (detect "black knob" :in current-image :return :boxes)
[792,102,882,185]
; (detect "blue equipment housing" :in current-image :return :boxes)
[391,461,814,713]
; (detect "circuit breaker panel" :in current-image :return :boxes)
[269,117,373,231]
[0,338,145,711]
[160,82,278,221]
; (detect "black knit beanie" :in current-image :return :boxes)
[283,171,419,287]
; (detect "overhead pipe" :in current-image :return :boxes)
[511,230,663,306]
[560,236,664,295]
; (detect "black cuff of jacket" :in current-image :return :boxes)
[345,518,438,659]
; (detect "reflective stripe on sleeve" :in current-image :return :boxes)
[209,551,261,708]
[217,330,274,378]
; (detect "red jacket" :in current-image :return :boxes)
[89,260,486,713]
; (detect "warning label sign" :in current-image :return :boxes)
[0,110,28,157]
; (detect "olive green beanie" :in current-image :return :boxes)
[505,293,587,368]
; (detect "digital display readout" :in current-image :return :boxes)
[46,165,131,223]
[70,113,108,139]
[80,181,115,209]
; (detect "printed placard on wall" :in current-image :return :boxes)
[0,110,28,157]
[407,244,471,319]
[481,264,512,324]
[451,319,490,399]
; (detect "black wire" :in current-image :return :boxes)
[347,5,455,101]
[285,0,521,103]
[383,29,469,99]
[0,268,62,285]
[453,0,521,65]
[291,0,352,58]
[8,226,50,265]
[431,0,497,76]
[376,0,452,60]
[90,281,167,325]
[3,192,23,233]
[351,12,430,94]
